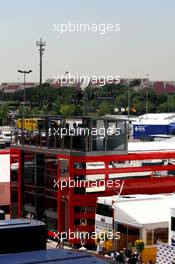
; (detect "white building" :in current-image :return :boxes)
[0,150,10,210]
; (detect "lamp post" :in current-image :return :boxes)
[127,83,130,117]
[36,37,46,86]
[18,70,32,141]
[146,74,149,115]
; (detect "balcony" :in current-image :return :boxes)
[13,116,128,154]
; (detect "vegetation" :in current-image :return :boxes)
[0,81,174,122]
[134,239,145,253]
[0,103,9,125]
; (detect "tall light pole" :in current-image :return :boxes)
[146,74,149,115]
[36,37,46,86]
[18,70,32,138]
[127,83,130,117]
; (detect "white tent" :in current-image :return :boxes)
[114,195,175,230]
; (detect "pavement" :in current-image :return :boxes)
[47,239,74,250]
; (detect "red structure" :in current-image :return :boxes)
[10,116,175,246]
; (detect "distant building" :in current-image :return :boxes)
[1,79,175,94]
[0,82,38,93]
[152,81,175,94]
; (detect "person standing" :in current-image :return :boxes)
[96,238,103,255]
[56,235,60,249]
[128,253,138,264]
[56,234,64,249]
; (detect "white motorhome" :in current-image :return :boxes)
[0,127,14,145]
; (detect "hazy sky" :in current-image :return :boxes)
[0,0,175,84]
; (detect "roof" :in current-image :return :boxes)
[0,249,107,264]
[0,219,45,229]
[115,197,174,229]
[97,194,175,229]
[140,113,175,119]
[97,194,170,205]
[128,136,175,152]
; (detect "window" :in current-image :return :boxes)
[74,206,95,214]
[172,217,175,231]
[154,228,168,244]
[60,159,69,178]
[11,189,18,218]
[74,162,86,169]
[23,192,35,207]
[96,203,113,217]
[36,154,45,186]
[146,230,153,245]
[23,152,35,185]
[146,228,168,245]
[74,187,86,194]
[45,155,58,190]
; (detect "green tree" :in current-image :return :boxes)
[18,105,32,116]
[0,103,9,125]
[59,104,77,117]
[97,101,114,115]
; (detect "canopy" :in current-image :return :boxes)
[114,196,175,229]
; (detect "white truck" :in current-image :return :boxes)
[0,127,14,146]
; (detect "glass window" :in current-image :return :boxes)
[74,187,86,194]
[45,155,58,190]
[72,136,85,151]
[106,120,126,151]
[45,197,57,211]
[74,206,83,213]
[11,154,19,182]
[74,162,86,169]
[154,228,168,244]
[60,159,69,178]
[146,230,153,245]
[11,189,18,218]
[23,192,35,207]
[23,152,35,185]
[45,197,58,230]
[11,168,18,182]
[36,154,45,186]
[128,226,140,247]
[171,217,175,231]
[96,203,113,217]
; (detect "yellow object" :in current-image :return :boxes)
[17,118,45,131]
[142,246,157,264]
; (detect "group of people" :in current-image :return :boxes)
[110,249,142,264]
[96,241,154,264]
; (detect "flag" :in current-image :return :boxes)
[131,106,137,113]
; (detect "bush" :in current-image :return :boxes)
[134,239,144,253]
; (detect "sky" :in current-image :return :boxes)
[0,0,175,84]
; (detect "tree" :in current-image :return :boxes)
[0,103,9,125]
[97,101,114,115]
[18,105,32,117]
[59,104,77,117]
